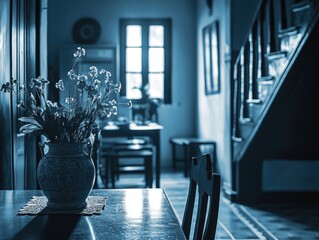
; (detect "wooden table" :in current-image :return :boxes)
[0,189,185,240]
[101,123,163,188]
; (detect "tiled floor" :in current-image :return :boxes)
[106,170,319,240]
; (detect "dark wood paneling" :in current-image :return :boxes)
[1,0,44,190]
[11,0,26,190]
[0,0,14,189]
[24,0,40,189]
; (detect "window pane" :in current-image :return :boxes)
[126,73,142,99]
[126,48,142,72]
[149,25,164,46]
[148,73,164,99]
[126,25,141,47]
[149,48,164,72]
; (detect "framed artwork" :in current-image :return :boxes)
[202,21,220,95]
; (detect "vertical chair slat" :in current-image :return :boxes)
[182,178,197,239]
[204,174,221,240]
[194,193,208,240]
[182,154,220,240]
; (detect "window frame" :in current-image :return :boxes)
[119,18,172,104]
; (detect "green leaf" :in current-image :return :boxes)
[88,133,95,146]
[19,124,41,133]
[18,116,42,128]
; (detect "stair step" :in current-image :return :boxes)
[257,76,275,85]
[246,98,262,104]
[249,103,263,120]
[291,0,314,27]
[268,54,288,78]
[280,27,303,55]
[256,76,275,102]
[239,118,253,124]
[232,136,243,142]
[278,27,299,38]
[238,122,255,141]
[292,0,312,13]
[265,51,287,61]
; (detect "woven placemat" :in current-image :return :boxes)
[18,196,106,215]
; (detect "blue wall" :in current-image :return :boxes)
[196,0,232,195]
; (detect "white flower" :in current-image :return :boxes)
[1,47,131,143]
[55,79,65,90]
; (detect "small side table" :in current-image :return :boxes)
[170,138,216,177]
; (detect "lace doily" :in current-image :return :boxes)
[18,196,106,215]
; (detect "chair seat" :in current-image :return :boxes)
[111,138,148,145]
[101,138,149,154]
[112,144,153,152]
[109,150,153,158]
[170,137,215,145]
[116,166,146,173]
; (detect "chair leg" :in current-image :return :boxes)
[150,156,153,188]
[111,157,116,189]
[172,143,177,171]
[115,159,120,180]
[144,158,149,188]
[184,145,189,177]
[104,156,109,188]
[144,156,151,188]
[147,156,153,188]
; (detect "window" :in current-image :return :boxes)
[120,19,172,104]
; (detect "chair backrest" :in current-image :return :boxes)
[182,153,220,240]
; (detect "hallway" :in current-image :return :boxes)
[112,170,319,239]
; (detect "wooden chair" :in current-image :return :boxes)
[108,143,154,188]
[100,131,151,188]
[170,138,216,177]
[182,153,220,240]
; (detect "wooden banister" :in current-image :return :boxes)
[231,0,319,161]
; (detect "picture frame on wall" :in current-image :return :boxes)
[202,21,220,95]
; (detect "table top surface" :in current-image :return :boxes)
[102,122,163,131]
[0,189,185,240]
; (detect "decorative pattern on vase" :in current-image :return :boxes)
[37,142,96,210]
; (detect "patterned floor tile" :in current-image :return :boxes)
[108,170,319,239]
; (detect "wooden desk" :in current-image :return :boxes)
[0,189,185,240]
[101,123,163,188]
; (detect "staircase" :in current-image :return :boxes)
[230,0,319,202]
